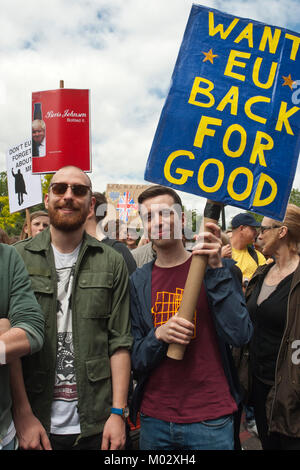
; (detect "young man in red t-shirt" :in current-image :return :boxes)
[129,185,252,450]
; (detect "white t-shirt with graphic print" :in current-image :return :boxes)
[50,243,81,435]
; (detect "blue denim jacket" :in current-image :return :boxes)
[129,258,253,424]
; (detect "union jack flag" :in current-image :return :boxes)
[116,192,138,222]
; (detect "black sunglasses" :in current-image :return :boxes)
[50,182,91,197]
[260,225,281,234]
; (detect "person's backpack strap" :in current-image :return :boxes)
[247,245,258,265]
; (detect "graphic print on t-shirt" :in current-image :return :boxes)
[50,243,81,434]
[54,331,77,401]
[142,257,237,423]
[151,287,196,339]
[53,264,77,402]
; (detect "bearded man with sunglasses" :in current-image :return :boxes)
[11,166,133,450]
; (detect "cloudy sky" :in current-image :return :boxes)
[0,0,299,224]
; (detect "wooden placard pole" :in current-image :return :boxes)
[167,200,223,361]
[25,208,32,238]
[60,80,64,89]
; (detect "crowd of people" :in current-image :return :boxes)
[0,164,300,451]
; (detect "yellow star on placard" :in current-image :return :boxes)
[282,74,295,90]
[202,49,218,64]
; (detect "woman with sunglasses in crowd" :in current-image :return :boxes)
[246,204,300,450]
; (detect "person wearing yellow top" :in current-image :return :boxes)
[231,213,266,287]
[231,246,266,284]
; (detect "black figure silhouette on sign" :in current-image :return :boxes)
[11,168,27,205]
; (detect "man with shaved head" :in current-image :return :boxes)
[12,166,132,450]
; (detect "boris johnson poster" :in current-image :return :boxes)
[31,88,91,174]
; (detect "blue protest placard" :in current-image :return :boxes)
[144,5,300,220]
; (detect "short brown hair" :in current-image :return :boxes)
[138,185,183,209]
[0,227,10,244]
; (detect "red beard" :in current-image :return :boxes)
[48,200,89,232]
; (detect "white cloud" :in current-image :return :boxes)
[0,0,299,227]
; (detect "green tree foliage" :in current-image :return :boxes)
[289,188,300,207]
[183,208,202,234]
[32,174,52,212]
[247,211,263,224]
[0,171,7,197]
[0,171,25,236]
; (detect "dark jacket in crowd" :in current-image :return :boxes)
[129,258,253,424]
[246,261,300,438]
[0,244,44,442]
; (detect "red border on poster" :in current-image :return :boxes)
[31,89,91,174]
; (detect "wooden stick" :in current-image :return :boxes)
[25,208,32,238]
[166,200,222,361]
[60,80,64,89]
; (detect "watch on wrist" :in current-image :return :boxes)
[111,406,129,419]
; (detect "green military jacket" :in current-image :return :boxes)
[15,228,133,439]
[0,244,44,444]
